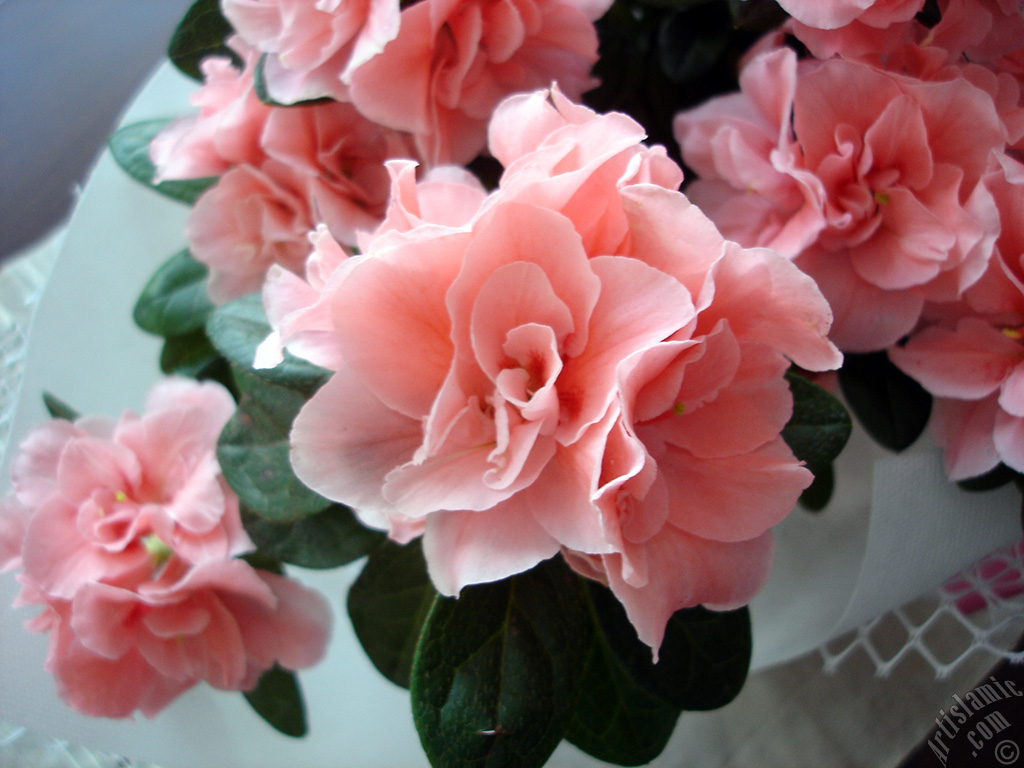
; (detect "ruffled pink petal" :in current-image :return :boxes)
[994,410,1024,474]
[931,396,1002,481]
[422,504,561,596]
[290,369,424,515]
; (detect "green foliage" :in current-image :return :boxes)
[838,351,932,451]
[206,293,330,396]
[410,558,590,768]
[108,120,217,204]
[243,665,308,738]
[347,540,438,688]
[168,0,241,81]
[243,505,384,569]
[134,250,214,337]
[217,366,329,519]
[42,392,80,421]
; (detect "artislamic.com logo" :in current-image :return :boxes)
[930,676,1024,765]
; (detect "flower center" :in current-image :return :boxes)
[142,533,174,570]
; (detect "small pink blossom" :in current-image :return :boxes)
[347,0,610,165]
[287,90,840,652]
[0,379,331,718]
[151,39,272,182]
[222,0,401,104]
[675,47,1005,352]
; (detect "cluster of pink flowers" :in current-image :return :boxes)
[152,0,611,303]
[0,379,331,717]
[674,0,1024,481]
[262,88,842,652]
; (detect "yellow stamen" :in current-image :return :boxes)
[142,534,173,570]
[1002,327,1024,341]
[672,401,686,415]
[114,491,127,503]
[874,191,891,206]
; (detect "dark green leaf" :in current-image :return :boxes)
[243,664,307,738]
[656,5,732,84]
[411,558,590,768]
[168,0,241,81]
[134,250,214,336]
[243,504,384,569]
[347,539,438,688]
[587,581,750,711]
[566,581,680,765]
[108,120,217,204]
[42,392,79,422]
[158,330,224,379]
[783,371,852,470]
[957,463,1018,492]
[798,461,834,512]
[728,0,791,30]
[206,293,329,395]
[839,351,932,451]
[217,366,328,519]
[240,550,285,576]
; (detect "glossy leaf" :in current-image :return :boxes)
[217,367,328,519]
[243,505,384,569]
[168,0,241,81]
[566,581,680,765]
[134,250,214,337]
[159,330,225,380]
[253,54,332,107]
[243,664,307,738]
[798,461,834,512]
[108,120,217,204]
[206,293,329,396]
[838,351,932,451]
[42,392,79,422]
[783,371,852,471]
[586,581,750,712]
[411,558,590,768]
[347,540,438,688]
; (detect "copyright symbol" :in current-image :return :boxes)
[996,740,1020,765]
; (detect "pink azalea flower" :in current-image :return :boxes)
[222,0,402,104]
[675,47,1005,352]
[150,38,272,182]
[287,90,840,653]
[347,0,611,165]
[0,379,331,718]
[890,172,1024,480]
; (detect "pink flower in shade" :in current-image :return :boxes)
[889,173,1024,480]
[222,0,401,104]
[150,39,272,183]
[287,91,841,652]
[0,378,331,718]
[930,0,1024,65]
[675,47,1005,353]
[186,99,415,304]
[347,0,610,165]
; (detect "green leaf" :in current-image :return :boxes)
[347,540,438,689]
[134,250,214,337]
[656,5,732,84]
[159,330,224,379]
[798,461,834,512]
[566,581,680,765]
[243,505,384,569]
[957,463,1018,492]
[411,558,590,768]
[217,366,328,519]
[206,293,329,395]
[783,371,853,471]
[42,392,80,421]
[108,120,217,204]
[838,351,932,451]
[243,664,307,738]
[168,0,241,81]
[586,581,750,712]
